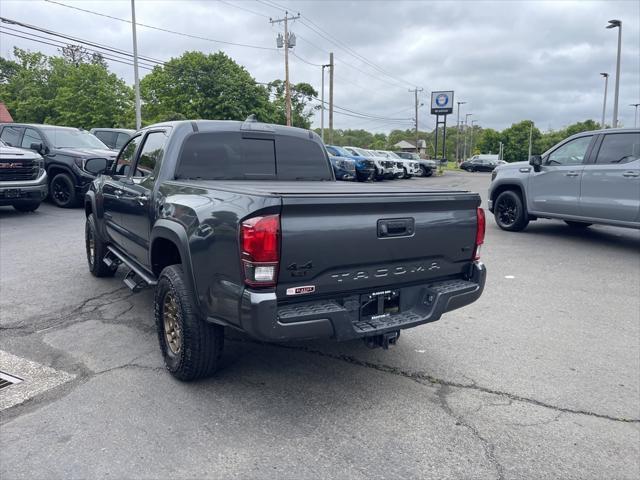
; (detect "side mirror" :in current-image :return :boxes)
[30,142,45,155]
[529,155,542,172]
[85,157,109,175]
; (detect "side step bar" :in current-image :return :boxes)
[105,246,157,292]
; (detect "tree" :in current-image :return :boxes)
[477,128,501,155]
[269,80,318,128]
[141,51,275,125]
[501,120,542,163]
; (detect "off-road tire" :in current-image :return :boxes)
[50,173,77,208]
[13,202,41,212]
[494,190,529,232]
[565,221,592,229]
[85,214,118,277]
[155,265,224,381]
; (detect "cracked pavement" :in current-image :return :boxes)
[1,172,639,479]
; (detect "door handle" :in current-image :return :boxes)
[114,189,124,196]
[137,195,149,206]
[565,172,579,177]
[622,171,639,178]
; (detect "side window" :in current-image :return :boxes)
[94,131,116,149]
[115,135,142,176]
[1,126,23,147]
[132,131,167,178]
[547,136,592,166]
[21,128,43,149]
[115,133,130,150]
[596,133,640,164]
[326,146,337,156]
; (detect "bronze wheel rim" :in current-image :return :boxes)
[163,292,182,355]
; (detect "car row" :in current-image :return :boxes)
[326,145,435,181]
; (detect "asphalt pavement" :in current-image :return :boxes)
[1,171,638,479]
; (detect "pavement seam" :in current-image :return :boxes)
[231,339,640,424]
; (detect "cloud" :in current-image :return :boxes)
[1,0,638,132]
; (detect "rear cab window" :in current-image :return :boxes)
[176,131,331,181]
[595,132,640,164]
[94,131,117,148]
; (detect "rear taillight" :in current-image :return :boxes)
[474,207,486,261]
[240,214,280,287]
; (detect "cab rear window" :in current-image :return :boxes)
[176,131,331,181]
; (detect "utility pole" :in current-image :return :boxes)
[329,52,334,143]
[130,0,141,130]
[409,87,424,154]
[462,113,472,160]
[600,73,609,128]
[456,101,466,162]
[320,63,330,141]
[498,141,504,160]
[606,19,622,128]
[270,11,300,126]
[630,103,640,128]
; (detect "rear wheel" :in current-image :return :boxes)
[50,173,77,208]
[155,265,224,381]
[565,220,592,229]
[494,190,529,232]
[13,202,41,212]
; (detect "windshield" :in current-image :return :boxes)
[41,127,108,150]
[332,146,352,157]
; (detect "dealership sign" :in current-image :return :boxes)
[430,91,454,115]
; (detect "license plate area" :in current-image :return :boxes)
[360,289,400,319]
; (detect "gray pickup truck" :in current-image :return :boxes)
[489,128,640,231]
[85,119,487,380]
[0,140,48,211]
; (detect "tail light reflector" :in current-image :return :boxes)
[474,207,486,260]
[240,214,280,287]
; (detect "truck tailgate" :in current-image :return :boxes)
[277,191,480,299]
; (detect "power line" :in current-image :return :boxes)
[0,30,154,70]
[44,0,277,51]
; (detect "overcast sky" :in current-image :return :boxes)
[1,0,638,132]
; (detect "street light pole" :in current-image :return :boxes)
[600,73,609,128]
[527,121,534,161]
[470,119,478,155]
[630,103,640,128]
[130,0,141,130]
[607,19,622,128]
[462,113,472,161]
[320,63,330,141]
[456,101,466,162]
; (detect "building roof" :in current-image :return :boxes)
[394,140,415,149]
[0,103,13,123]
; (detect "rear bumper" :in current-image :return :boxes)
[237,262,486,342]
[0,171,48,206]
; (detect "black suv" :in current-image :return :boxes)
[0,124,117,207]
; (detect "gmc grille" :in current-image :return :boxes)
[0,160,39,181]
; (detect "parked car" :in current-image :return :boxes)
[376,150,420,178]
[343,146,396,180]
[85,119,487,381]
[0,140,48,211]
[460,157,498,172]
[395,151,436,177]
[90,128,135,151]
[326,145,375,181]
[329,155,356,181]
[489,128,640,231]
[0,123,117,208]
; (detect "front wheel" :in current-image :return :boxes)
[85,214,118,277]
[50,173,77,208]
[494,190,529,232]
[13,202,41,212]
[565,221,592,229]
[155,265,224,381]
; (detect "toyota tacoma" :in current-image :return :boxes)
[85,119,487,381]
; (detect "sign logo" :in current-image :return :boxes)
[0,163,21,169]
[286,285,316,296]
[435,93,449,107]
